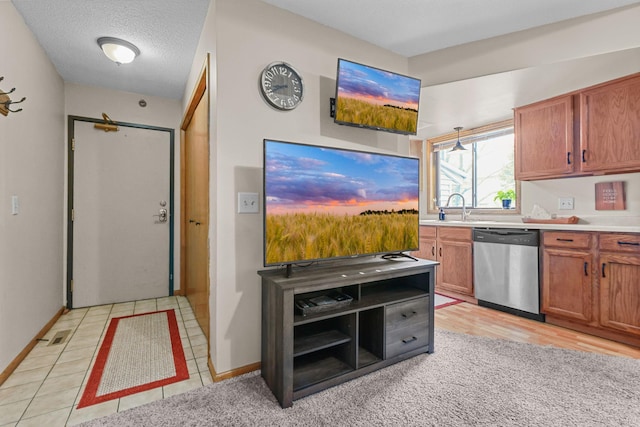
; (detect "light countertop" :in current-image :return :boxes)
[420,218,640,233]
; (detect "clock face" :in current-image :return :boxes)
[259,62,304,111]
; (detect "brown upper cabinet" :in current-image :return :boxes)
[515,95,574,180]
[515,73,640,180]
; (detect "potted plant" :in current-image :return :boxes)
[494,189,516,209]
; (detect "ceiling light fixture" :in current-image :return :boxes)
[450,126,467,152]
[97,37,140,65]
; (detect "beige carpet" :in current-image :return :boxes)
[80,329,640,426]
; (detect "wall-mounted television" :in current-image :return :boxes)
[334,58,421,135]
[263,139,420,268]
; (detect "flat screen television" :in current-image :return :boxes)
[263,139,420,268]
[334,58,421,135]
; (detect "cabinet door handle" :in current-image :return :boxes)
[618,241,640,246]
[439,247,442,257]
[582,149,586,163]
[431,246,435,256]
[567,151,571,165]
[556,238,574,242]
[602,263,606,278]
[401,311,417,319]
[584,262,588,276]
[402,336,418,344]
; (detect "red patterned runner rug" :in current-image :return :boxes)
[77,309,189,408]
[435,293,463,309]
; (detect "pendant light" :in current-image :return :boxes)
[451,126,467,152]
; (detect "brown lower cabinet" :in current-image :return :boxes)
[541,231,594,323]
[414,226,474,299]
[598,234,640,337]
[542,230,640,346]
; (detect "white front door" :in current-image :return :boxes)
[71,120,172,307]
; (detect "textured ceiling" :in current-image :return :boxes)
[12,0,210,99]
[10,0,640,105]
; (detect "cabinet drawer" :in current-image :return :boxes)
[419,226,437,239]
[385,297,429,359]
[438,226,472,241]
[599,233,640,254]
[385,297,429,328]
[543,231,592,249]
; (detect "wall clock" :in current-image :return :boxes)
[259,62,304,111]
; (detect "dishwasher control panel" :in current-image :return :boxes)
[472,228,539,246]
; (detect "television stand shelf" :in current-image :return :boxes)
[259,257,437,408]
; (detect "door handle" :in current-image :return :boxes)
[153,208,168,223]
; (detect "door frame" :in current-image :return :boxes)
[66,115,175,309]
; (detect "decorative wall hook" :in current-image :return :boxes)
[0,76,25,116]
[0,87,15,96]
[4,97,26,113]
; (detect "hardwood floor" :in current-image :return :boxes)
[435,302,640,359]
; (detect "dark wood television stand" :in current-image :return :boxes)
[259,257,437,408]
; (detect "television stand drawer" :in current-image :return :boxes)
[385,297,429,359]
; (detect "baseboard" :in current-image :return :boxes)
[210,359,261,382]
[173,289,185,296]
[0,306,65,386]
[546,315,640,348]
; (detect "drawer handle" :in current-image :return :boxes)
[602,263,606,278]
[584,262,588,276]
[618,241,640,246]
[566,151,571,165]
[401,311,417,319]
[402,336,418,344]
[556,238,574,242]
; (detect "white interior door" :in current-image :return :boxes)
[72,121,171,307]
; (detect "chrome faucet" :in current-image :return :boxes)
[445,192,468,221]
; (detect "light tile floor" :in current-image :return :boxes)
[0,296,211,426]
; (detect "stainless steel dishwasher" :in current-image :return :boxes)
[473,228,544,321]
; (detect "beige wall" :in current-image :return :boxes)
[186,0,412,374]
[63,83,183,294]
[0,2,65,371]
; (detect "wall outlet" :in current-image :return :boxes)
[558,197,574,210]
[238,192,259,214]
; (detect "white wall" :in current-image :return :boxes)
[410,3,640,225]
[409,3,640,86]
[186,0,411,374]
[0,2,65,372]
[64,83,183,294]
[521,174,640,226]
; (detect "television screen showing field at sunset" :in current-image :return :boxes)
[334,59,421,135]
[263,140,419,265]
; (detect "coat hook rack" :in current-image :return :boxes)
[1,76,26,116]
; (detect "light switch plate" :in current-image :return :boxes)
[238,192,259,214]
[11,195,19,215]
